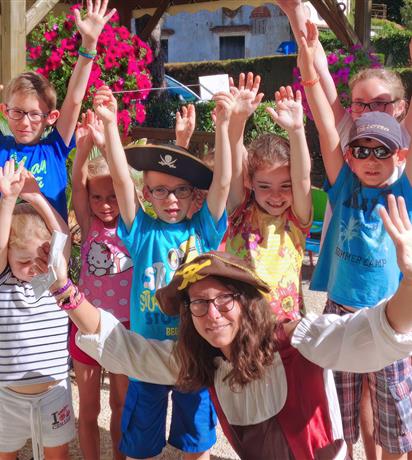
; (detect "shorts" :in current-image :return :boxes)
[120,380,217,458]
[325,299,412,453]
[0,378,75,455]
[69,320,130,366]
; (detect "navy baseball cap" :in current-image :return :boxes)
[347,112,402,151]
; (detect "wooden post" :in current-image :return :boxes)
[26,0,60,34]
[354,0,371,47]
[1,0,27,84]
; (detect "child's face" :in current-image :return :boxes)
[347,138,401,188]
[3,93,56,145]
[88,175,119,227]
[143,171,193,224]
[251,163,293,217]
[351,78,405,121]
[8,238,45,282]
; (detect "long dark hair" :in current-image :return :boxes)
[174,276,278,392]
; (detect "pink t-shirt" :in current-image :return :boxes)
[79,217,133,323]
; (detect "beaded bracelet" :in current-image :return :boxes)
[301,75,320,87]
[58,284,85,310]
[51,279,73,297]
[79,45,97,60]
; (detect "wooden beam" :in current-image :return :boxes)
[116,1,135,27]
[1,0,26,83]
[140,0,171,41]
[26,0,60,34]
[354,0,372,47]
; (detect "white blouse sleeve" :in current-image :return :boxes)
[292,301,412,373]
[76,309,179,384]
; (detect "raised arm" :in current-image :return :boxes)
[56,0,116,146]
[227,73,264,214]
[93,86,139,230]
[206,91,234,222]
[276,0,346,125]
[266,86,311,225]
[0,160,25,273]
[298,21,343,185]
[175,104,196,149]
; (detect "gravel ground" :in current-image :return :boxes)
[19,254,366,459]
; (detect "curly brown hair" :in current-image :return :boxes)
[174,276,278,392]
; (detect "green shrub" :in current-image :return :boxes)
[319,30,343,52]
[373,29,412,66]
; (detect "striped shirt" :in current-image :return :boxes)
[0,268,69,387]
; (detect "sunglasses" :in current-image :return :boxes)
[349,145,395,160]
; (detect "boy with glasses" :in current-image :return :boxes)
[0,0,115,220]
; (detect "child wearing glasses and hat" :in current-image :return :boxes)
[299,22,412,458]
[92,85,233,460]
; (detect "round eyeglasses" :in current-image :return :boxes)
[350,100,399,114]
[6,108,50,122]
[188,293,240,317]
[350,145,395,160]
[148,185,193,200]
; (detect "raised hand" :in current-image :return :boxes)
[74,0,116,49]
[175,104,196,149]
[213,91,236,124]
[0,159,25,198]
[266,86,304,132]
[297,20,318,74]
[229,72,264,120]
[380,195,412,282]
[76,111,94,153]
[20,170,42,202]
[93,85,117,125]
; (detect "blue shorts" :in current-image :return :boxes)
[120,380,217,458]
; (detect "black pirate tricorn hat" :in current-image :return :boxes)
[124,143,213,190]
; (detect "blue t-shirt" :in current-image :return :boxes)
[118,202,227,341]
[311,163,412,308]
[0,128,74,220]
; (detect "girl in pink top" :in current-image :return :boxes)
[71,111,132,460]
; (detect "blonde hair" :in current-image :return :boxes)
[247,133,290,178]
[87,155,110,179]
[349,68,405,101]
[4,71,57,111]
[9,203,51,249]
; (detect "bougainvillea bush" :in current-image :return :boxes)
[293,45,382,119]
[27,3,153,136]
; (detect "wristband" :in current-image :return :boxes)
[58,285,85,310]
[301,75,320,87]
[51,279,73,296]
[79,46,97,60]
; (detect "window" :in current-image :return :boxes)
[219,36,245,60]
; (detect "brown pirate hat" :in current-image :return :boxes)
[124,143,213,189]
[156,251,271,316]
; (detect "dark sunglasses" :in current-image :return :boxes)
[349,145,395,160]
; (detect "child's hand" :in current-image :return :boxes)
[175,104,196,149]
[74,0,116,49]
[213,91,236,124]
[276,0,302,12]
[266,86,304,132]
[93,85,117,125]
[380,195,412,282]
[297,20,318,76]
[76,111,94,153]
[89,116,106,152]
[20,170,41,201]
[229,72,264,120]
[0,160,25,198]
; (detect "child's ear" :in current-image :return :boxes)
[142,185,151,202]
[243,169,252,189]
[396,148,408,162]
[0,103,7,117]
[46,109,60,126]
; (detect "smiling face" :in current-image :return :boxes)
[3,93,58,145]
[143,171,193,223]
[88,175,119,227]
[347,138,400,187]
[251,163,293,217]
[8,238,45,282]
[188,277,241,359]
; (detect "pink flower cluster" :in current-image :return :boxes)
[293,45,382,119]
[27,3,153,136]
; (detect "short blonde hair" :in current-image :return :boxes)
[9,203,51,249]
[247,133,290,179]
[4,71,57,111]
[349,68,405,101]
[87,155,110,179]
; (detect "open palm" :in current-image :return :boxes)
[74,0,116,46]
[266,86,303,131]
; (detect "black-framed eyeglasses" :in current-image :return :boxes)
[350,100,399,114]
[188,293,240,317]
[148,185,193,200]
[350,145,395,160]
[6,108,50,122]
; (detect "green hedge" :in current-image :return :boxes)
[165,54,298,100]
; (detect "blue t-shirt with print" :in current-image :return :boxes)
[310,163,412,308]
[0,128,74,220]
[118,202,227,341]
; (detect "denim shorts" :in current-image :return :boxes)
[325,299,412,453]
[120,380,217,458]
